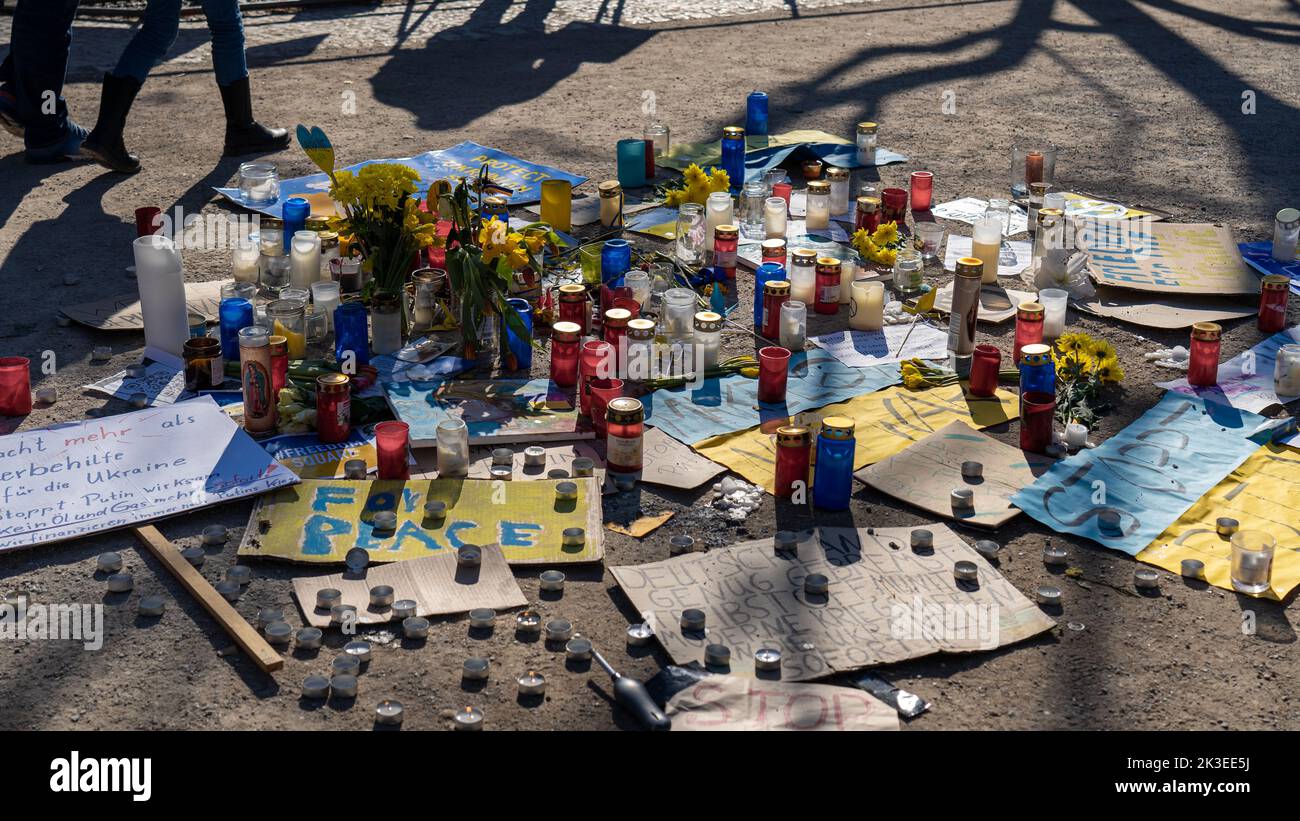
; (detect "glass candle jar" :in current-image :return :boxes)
[239,161,278,204]
[972,216,1003,283]
[1275,344,1300,396]
[1011,143,1057,198]
[290,230,320,291]
[805,180,831,230]
[644,123,669,176]
[266,299,306,359]
[605,397,645,474]
[0,356,32,417]
[850,281,884,331]
[318,231,339,280]
[1037,288,1068,339]
[826,166,850,217]
[219,297,255,362]
[880,188,907,229]
[662,288,697,344]
[772,181,792,210]
[435,418,469,477]
[626,318,656,383]
[268,335,288,395]
[757,345,791,403]
[754,262,785,327]
[1019,343,1056,395]
[315,372,351,444]
[260,252,290,294]
[761,238,786,267]
[579,340,614,417]
[624,270,651,308]
[333,301,370,367]
[746,92,768,137]
[762,196,787,239]
[604,307,632,376]
[549,321,582,387]
[617,139,647,189]
[1188,322,1222,387]
[946,258,984,364]
[1273,208,1300,263]
[505,298,533,371]
[813,257,841,315]
[720,126,746,194]
[675,203,707,266]
[282,197,309,239]
[1259,274,1290,333]
[370,292,403,356]
[969,344,1001,397]
[238,326,276,436]
[1019,392,1056,453]
[183,336,224,392]
[789,248,817,305]
[375,420,411,480]
[1033,208,1067,287]
[694,311,722,372]
[892,245,924,297]
[813,416,856,510]
[705,191,734,242]
[599,180,623,228]
[1231,530,1276,595]
[232,238,260,284]
[589,377,624,437]
[1027,182,1048,235]
[780,300,806,350]
[714,225,739,280]
[601,238,631,287]
[557,283,591,335]
[855,121,878,166]
[1013,302,1045,364]
[855,196,882,233]
[909,171,933,211]
[541,179,573,232]
[578,242,604,287]
[332,255,364,294]
[774,425,811,498]
[311,281,341,335]
[914,221,944,261]
[741,181,765,237]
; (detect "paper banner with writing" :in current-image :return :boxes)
[1239,241,1300,295]
[1011,392,1271,555]
[1136,444,1300,600]
[238,477,603,565]
[261,429,379,479]
[855,421,1056,528]
[656,673,898,731]
[384,377,593,447]
[611,525,1054,682]
[1157,325,1300,413]
[693,383,1019,494]
[0,396,297,552]
[1085,223,1258,295]
[642,350,899,446]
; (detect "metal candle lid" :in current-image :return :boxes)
[296,626,323,649]
[1017,301,1045,319]
[791,248,817,265]
[694,311,723,333]
[605,397,644,425]
[857,121,878,134]
[806,180,831,194]
[815,257,842,275]
[670,534,695,555]
[469,608,496,629]
[820,416,855,440]
[316,588,342,610]
[539,570,566,592]
[764,279,791,296]
[96,552,123,573]
[1036,585,1063,606]
[955,257,984,278]
[604,307,632,328]
[566,636,594,661]
[1262,274,1290,292]
[804,573,830,596]
[403,616,430,638]
[762,238,787,253]
[1134,568,1160,590]
[754,647,783,671]
[545,618,573,642]
[1216,517,1239,537]
[826,166,850,181]
[723,126,746,139]
[463,657,490,680]
[704,643,731,667]
[1191,322,1221,342]
[954,561,979,582]
[713,224,739,241]
[369,585,395,608]
[627,318,656,341]
[1181,559,1206,579]
[598,180,622,198]
[558,283,586,301]
[552,320,582,344]
[911,529,934,549]
[681,608,706,631]
[855,196,880,212]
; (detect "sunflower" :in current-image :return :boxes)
[1056,332,1092,355]
[1094,356,1125,383]
[1090,339,1117,361]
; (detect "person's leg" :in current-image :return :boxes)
[0,55,21,138]
[203,0,288,156]
[83,0,183,173]
[11,0,84,158]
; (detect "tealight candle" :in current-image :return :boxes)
[453,706,484,731]
[97,552,123,573]
[344,547,370,573]
[35,385,57,405]
[375,699,404,726]
[330,674,358,699]
[463,657,490,680]
[490,465,513,481]
[950,488,975,509]
[774,531,798,553]
[457,545,482,568]
[626,623,654,648]
[216,580,241,601]
[1134,568,1160,590]
[974,540,1000,561]
[555,481,579,502]
[954,561,979,582]
[1099,510,1121,532]
[332,654,361,677]
[704,643,731,667]
[403,616,430,639]
[469,608,496,629]
[265,621,293,645]
[566,637,594,662]
[344,640,372,664]
[1043,542,1069,566]
[491,447,514,466]
[316,588,342,610]
[524,446,546,467]
[1216,517,1239,537]
[517,671,547,697]
[92,345,112,361]
[545,618,574,643]
[107,573,133,593]
[181,546,205,567]
[330,604,358,625]
[1036,585,1062,607]
[754,647,782,672]
[296,626,324,649]
[225,566,252,586]
[1181,559,1205,580]
[911,529,933,550]
[516,610,542,636]
[129,392,149,409]
[681,608,706,632]
[804,573,830,596]
[961,461,983,480]
[562,528,586,549]
[539,570,566,592]
[302,675,330,699]
[571,458,595,477]
[125,363,147,379]
[1064,423,1088,449]
[424,500,447,520]
[344,459,367,480]
[372,511,398,532]
[369,585,395,608]
[258,608,284,629]
[202,525,229,545]
[670,535,695,555]
[392,599,417,620]
[138,595,165,617]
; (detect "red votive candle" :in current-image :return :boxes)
[881,187,908,228]
[1258,275,1289,334]
[1019,392,1055,453]
[579,340,614,418]
[1013,302,1045,364]
[549,321,582,388]
[909,171,933,211]
[269,335,288,395]
[774,425,811,497]
[588,377,624,437]
[134,206,163,238]
[772,182,792,209]
[757,346,791,403]
[557,284,590,335]
[374,421,411,480]
[1188,322,1222,387]
[968,344,1001,398]
[0,356,32,417]
[1025,151,1045,186]
[814,257,841,315]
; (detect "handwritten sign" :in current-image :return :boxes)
[59,280,224,331]
[943,235,1032,279]
[855,421,1055,528]
[930,198,1028,235]
[1011,392,1270,555]
[1239,241,1300,295]
[1135,444,1300,600]
[1085,223,1258,295]
[383,377,593,447]
[692,383,1019,493]
[642,350,899,445]
[809,323,949,369]
[239,477,602,565]
[1157,325,1300,413]
[261,428,379,479]
[83,361,192,407]
[610,524,1054,681]
[656,673,898,731]
[575,427,725,490]
[0,396,297,552]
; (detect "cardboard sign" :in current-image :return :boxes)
[1157,325,1300,413]
[809,323,949,369]
[1136,444,1300,600]
[261,429,379,479]
[291,545,526,627]
[692,383,1019,494]
[1074,284,1257,330]
[60,280,224,331]
[1085,223,1258,295]
[215,141,589,217]
[855,421,1056,528]
[933,282,1037,325]
[642,350,899,446]
[1011,392,1271,555]
[610,524,1054,681]
[575,427,725,490]
[0,396,297,552]
[661,674,898,732]
[83,361,189,407]
[383,378,593,447]
[238,477,603,565]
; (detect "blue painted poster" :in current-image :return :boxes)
[1010,392,1272,556]
[383,377,593,448]
[1240,241,1300,295]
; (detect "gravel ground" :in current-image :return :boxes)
[1,0,1298,731]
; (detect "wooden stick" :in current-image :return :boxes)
[132,525,283,673]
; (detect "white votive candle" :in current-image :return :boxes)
[289,230,320,291]
[849,281,884,331]
[763,196,786,238]
[1065,423,1087,448]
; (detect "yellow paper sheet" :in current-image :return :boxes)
[1137,444,1300,600]
[692,383,1020,493]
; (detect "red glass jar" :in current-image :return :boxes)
[772,181,792,209]
[814,257,841,315]
[881,187,908,228]
[969,344,1001,398]
[1020,392,1055,453]
[1013,302,1045,364]
[268,335,288,396]
[588,377,624,437]
[549,321,582,388]
[1259,274,1290,333]
[1188,322,1222,386]
[604,308,632,378]
[578,340,614,418]
[909,171,934,211]
[557,283,590,335]
[605,397,644,474]
[758,346,790,403]
[714,224,739,280]
[761,238,786,266]
[855,196,881,233]
[643,138,655,179]
[774,425,811,498]
[0,356,32,416]
[315,373,352,444]
[762,280,790,340]
[374,421,410,480]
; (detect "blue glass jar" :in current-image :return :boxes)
[1019,343,1056,395]
[334,300,370,367]
[601,239,632,286]
[218,297,254,362]
[504,298,533,371]
[812,416,856,511]
[745,92,769,137]
[480,195,509,226]
[282,196,309,238]
[754,262,785,327]
[721,126,746,194]
[616,139,647,189]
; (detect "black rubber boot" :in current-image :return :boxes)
[81,73,143,174]
[219,76,289,156]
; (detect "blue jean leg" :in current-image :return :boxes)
[10,0,83,147]
[111,0,182,83]
[202,0,249,86]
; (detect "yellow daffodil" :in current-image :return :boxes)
[707,169,730,193]
[872,221,899,246]
[683,163,708,188]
